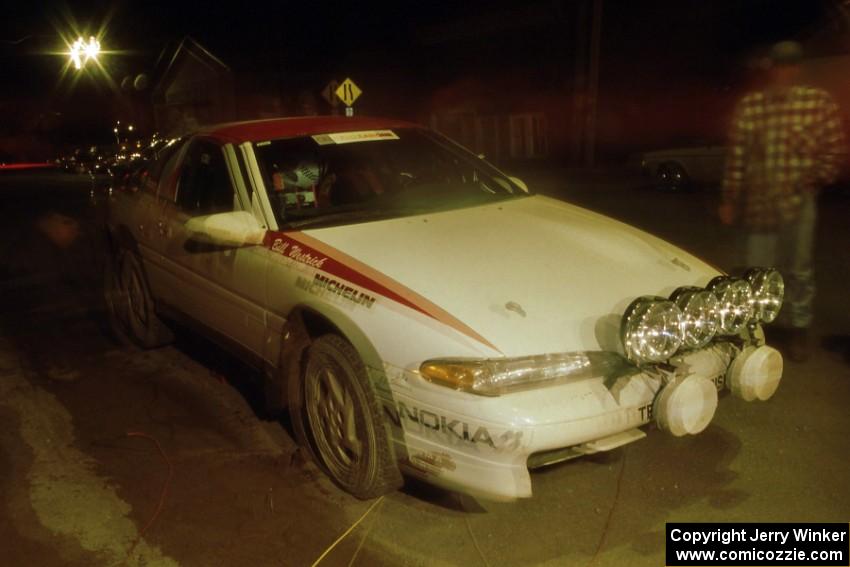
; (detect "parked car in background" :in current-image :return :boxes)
[636,141,726,191]
[59,145,111,175]
[104,116,785,501]
[108,136,178,193]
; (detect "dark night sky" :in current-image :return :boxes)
[0,0,841,148]
[1,0,836,91]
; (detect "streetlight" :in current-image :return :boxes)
[68,36,100,70]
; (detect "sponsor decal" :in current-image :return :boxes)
[410,451,457,473]
[270,238,327,269]
[312,130,399,146]
[383,364,406,385]
[384,401,523,452]
[597,406,651,430]
[264,231,501,352]
[295,274,376,308]
[638,403,654,422]
[710,373,725,390]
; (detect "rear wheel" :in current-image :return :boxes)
[299,334,400,499]
[103,247,173,348]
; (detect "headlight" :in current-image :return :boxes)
[709,276,754,334]
[671,287,719,349]
[746,268,784,323]
[621,296,683,363]
[419,352,625,396]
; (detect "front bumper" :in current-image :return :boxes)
[393,340,782,501]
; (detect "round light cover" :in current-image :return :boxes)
[746,268,784,323]
[621,297,683,363]
[726,345,783,401]
[709,277,754,334]
[654,375,718,436]
[671,287,720,349]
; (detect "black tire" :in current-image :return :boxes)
[296,334,400,499]
[103,247,173,348]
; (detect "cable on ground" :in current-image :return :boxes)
[310,495,385,567]
[585,446,629,567]
[122,431,173,564]
[346,496,385,567]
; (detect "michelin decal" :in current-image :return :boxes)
[295,274,376,308]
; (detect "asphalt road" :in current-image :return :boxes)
[0,169,848,567]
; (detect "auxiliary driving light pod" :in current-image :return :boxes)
[726,345,783,401]
[708,276,754,335]
[671,287,720,349]
[745,268,784,323]
[654,376,718,437]
[621,296,683,363]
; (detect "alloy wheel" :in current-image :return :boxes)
[305,359,364,481]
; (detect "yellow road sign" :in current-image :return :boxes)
[335,78,362,107]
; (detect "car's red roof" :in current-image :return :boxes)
[198,116,419,144]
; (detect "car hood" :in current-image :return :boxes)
[304,195,721,357]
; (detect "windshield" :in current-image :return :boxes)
[252,127,527,228]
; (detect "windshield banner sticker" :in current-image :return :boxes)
[312,130,399,145]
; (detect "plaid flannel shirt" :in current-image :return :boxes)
[722,85,846,230]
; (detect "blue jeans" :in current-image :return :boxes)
[743,195,816,329]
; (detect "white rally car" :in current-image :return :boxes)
[104,116,784,501]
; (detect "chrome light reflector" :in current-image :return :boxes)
[708,276,754,334]
[621,296,683,363]
[671,287,720,349]
[746,268,784,323]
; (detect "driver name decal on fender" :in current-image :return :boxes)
[271,238,327,268]
[384,401,523,452]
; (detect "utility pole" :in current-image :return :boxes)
[584,0,603,167]
[571,0,588,164]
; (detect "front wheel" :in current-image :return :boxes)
[300,334,400,499]
[103,247,173,348]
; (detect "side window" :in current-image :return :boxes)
[149,140,186,201]
[176,141,234,215]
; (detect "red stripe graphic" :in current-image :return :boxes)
[264,231,501,353]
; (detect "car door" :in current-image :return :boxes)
[111,173,156,262]
[149,137,269,359]
[137,138,189,295]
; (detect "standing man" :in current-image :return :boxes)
[719,40,846,362]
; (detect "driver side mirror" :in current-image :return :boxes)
[185,211,266,246]
[509,176,529,193]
